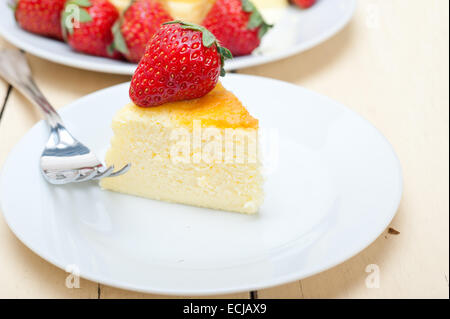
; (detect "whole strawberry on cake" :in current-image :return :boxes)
[101,21,264,214]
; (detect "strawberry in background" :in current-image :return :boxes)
[112,0,172,63]
[13,0,66,40]
[291,0,317,9]
[202,0,272,56]
[129,21,232,107]
[62,0,121,58]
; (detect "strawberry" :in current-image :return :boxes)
[62,0,120,58]
[13,0,66,40]
[202,0,272,57]
[290,0,316,9]
[129,21,232,107]
[111,0,172,63]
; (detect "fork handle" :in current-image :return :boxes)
[0,49,63,129]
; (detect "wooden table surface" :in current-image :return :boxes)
[0,0,448,299]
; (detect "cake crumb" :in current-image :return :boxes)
[388,227,400,235]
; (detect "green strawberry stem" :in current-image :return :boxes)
[109,0,141,57]
[241,0,273,38]
[8,0,18,12]
[61,0,93,38]
[163,20,233,77]
[110,19,129,56]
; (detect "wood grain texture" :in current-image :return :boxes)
[0,38,11,119]
[251,0,449,299]
[0,0,448,298]
[99,286,250,299]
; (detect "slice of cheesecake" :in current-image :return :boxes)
[108,0,130,12]
[109,0,215,24]
[109,0,282,24]
[159,0,215,24]
[101,83,264,214]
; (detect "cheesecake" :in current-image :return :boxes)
[109,0,215,24]
[159,0,215,24]
[159,0,281,24]
[108,0,130,12]
[101,83,264,214]
[109,0,281,24]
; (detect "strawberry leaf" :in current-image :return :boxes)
[61,11,74,36]
[164,21,215,48]
[247,11,263,29]
[218,46,233,60]
[8,0,17,12]
[201,28,217,47]
[111,20,129,55]
[258,23,272,38]
[218,46,233,76]
[61,0,92,39]
[70,0,91,7]
[240,0,273,38]
[241,0,254,11]
[78,8,92,22]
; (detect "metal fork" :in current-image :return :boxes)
[0,49,130,184]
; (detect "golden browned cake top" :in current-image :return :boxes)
[131,83,259,129]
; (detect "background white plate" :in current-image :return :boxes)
[0,0,356,74]
[0,74,402,295]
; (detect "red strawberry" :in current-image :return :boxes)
[62,0,120,58]
[129,21,232,107]
[13,0,66,40]
[202,0,272,57]
[112,0,172,63]
[291,0,316,9]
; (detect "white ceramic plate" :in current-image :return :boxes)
[0,0,356,74]
[0,74,402,295]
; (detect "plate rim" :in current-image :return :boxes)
[0,0,356,75]
[0,74,403,295]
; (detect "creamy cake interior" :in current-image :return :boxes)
[101,83,264,214]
